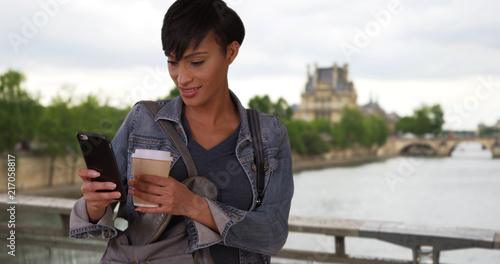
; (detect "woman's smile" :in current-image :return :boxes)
[179,86,201,98]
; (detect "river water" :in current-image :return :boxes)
[282,142,500,263]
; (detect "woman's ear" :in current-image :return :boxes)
[227,41,240,65]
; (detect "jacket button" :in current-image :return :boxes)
[251,163,257,171]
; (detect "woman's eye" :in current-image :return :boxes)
[192,61,205,66]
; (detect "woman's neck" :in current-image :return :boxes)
[183,88,239,128]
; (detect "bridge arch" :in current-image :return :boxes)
[391,138,500,158]
[399,143,437,156]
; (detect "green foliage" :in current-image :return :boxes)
[0,70,42,152]
[332,107,388,149]
[0,69,130,156]
[395,116,415,133]
[300,131,330,155]
[272,98,294,121]
[167,87,180,99]
[282,119,308,155]
[283,106,389,155]
[395,104,444,135]
[331,123,348,149]
[413,108,432,135]
[339,107,365,147]
[429,105,444,134]
[249,95,272,115]
[248,95,293,121]
[361,115,389,147]
[38,96,75,157]
[479,127,500,137]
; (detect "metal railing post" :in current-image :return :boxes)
[335,236,346,257]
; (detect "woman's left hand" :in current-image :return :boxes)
[128,174,206,217]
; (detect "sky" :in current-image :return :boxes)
[1,0,500,131]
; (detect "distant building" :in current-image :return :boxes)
[294,63,357,122]
[360,95,399,135]
[359,95,386,117]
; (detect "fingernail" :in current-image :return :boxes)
[114,192,121,198]
[108,183,116,189]
[92,171,100,177]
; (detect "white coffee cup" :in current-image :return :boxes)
[131,149,173,207]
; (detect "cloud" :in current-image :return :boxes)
[1,0,499,130]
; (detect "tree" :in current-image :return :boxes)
[248,95,294,121]
[361,115,389,147]
[273,97,294,121]
[283,120,307,155]
[167,86,180,99]
[300,131,330,156]
[479,127,500,137]
[331,123,348,149]
[395,116,415,133]
[338,107,364,147]
[248,95,273,115]
[395,104,444,136]
[0,70,42,153]
[429,105,444,134]
[38,96,75,186]
[413,108,432,136]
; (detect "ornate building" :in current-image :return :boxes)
[295,63,357,122]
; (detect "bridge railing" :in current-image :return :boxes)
[1,195,499,264]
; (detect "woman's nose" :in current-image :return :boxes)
[177,63,193,86]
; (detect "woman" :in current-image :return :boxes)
[70,0,294,263]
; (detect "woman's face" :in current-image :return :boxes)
[166,33,238,108]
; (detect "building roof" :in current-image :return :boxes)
[360,100,387,117]
[305,64,350,92]
[317,67,333,85]
[305,75,314,92]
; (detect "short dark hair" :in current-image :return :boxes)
[161,0,245,61]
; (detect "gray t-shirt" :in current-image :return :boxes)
[168,113,252,263]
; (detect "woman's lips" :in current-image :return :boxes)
[179,86,201,98]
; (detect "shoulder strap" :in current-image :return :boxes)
[128,100,199,245]
[247,109,266,207]
[140,101,198,177]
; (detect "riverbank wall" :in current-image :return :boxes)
[292,141,398,172]
[0,152,84,193]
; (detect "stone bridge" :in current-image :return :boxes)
[382,137,500,158]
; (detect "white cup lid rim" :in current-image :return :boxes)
[131,149,173,161]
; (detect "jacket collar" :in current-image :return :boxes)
[155,90,251,142]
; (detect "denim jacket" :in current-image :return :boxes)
[69,91,294,263]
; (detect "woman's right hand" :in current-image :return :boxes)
[79,168,122,223]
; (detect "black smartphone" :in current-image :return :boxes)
[76,131,126,202]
